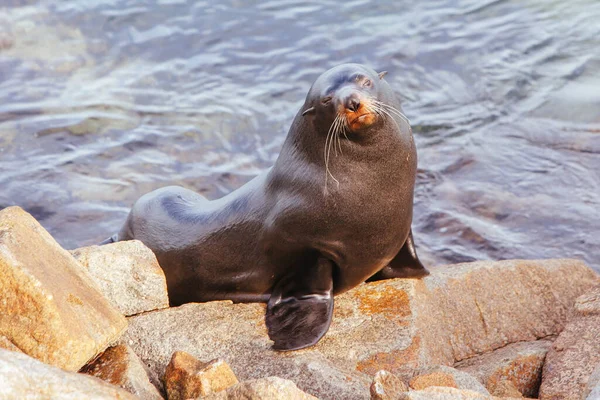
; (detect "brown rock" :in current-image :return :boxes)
[122,259,597,400]
[540,285,600,400]
[163,351,238,399]
[72,241,169,316]
[0,348,137,399]
[0,206,127,371]
[488,380,524,398]
[456,340,552,397]
[370,370,408,400]
[409,366,489,395]
[0,336,21,353]
[202,377,317,400]
[81,344,163,400]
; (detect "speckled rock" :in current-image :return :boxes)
[0,348,137,399]
[409,366,489,395]
[122,259,597,400]
[202,377,317,400]
[540,285,600,400]
[163,351,238,400]
[489,380,524,398]
[401,386,491,400]
[0,206,127,371]
[584,364,600,400]
[81,344,163,400]
[0,336,21,353]
[456,340,551,397]
[370,370,408,400]
[71,240,169,316]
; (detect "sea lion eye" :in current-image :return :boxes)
[321,96,332,105]
[363,79,372,88]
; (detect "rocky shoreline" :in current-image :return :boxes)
[0,205,598,400]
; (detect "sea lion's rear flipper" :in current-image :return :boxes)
[266,257,334,351]
[367,230,430,282]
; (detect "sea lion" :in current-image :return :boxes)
[104,63,429,350]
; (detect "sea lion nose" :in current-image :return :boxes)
[346,96,361,112]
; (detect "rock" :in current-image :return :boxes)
[402,386,491,400]
[163,351,238,400]
[0,348,137,399]
[71,240,169,316]
[81,344,163,400]
[0,336,21,353]
[488,380,524,398]
[409,366,489,395]
[123,301,371,399]
[202,377,317,400]
[540,285,600,400]
[584,364,600,399]
[456,339,551,397]
[122,259,597,400]
[0,206,127,371]
[370,370,408,400]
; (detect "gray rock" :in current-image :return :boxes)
[72,240,169,316]
[202,377,317,400]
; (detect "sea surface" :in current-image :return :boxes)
[0,0,599,269]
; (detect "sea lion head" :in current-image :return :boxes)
[302,63,396,136]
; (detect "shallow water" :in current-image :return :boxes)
[0,0,599,269]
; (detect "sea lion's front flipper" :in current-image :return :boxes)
[266,257,334,351]
[368,230,430,282]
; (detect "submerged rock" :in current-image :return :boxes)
[0,348,137,399]
[0,206,127,371]
[81,344,163,400]
[72,240,169,316]
[540,285,600,400]
[122,259,597,400]
[163,351,238,400]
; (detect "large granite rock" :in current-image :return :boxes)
[81,344,163,400]
[123,259,597,400]
[202,377,317,400]
[0,206,127,371]
[456,339,551,397]
[0,348,137,399]
[540,285,600,400]
[72,241,169,316]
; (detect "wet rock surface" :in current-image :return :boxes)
[0,206,127,371]
[72,240,169,316]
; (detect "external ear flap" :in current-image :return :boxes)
[378,71,388,80]
[302,107,316,116]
